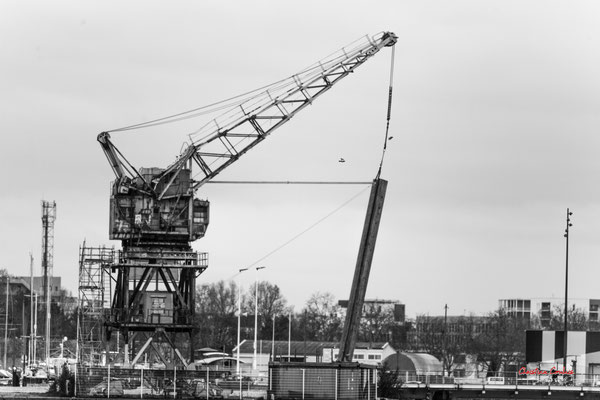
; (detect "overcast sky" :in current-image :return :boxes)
[2,1,600,317]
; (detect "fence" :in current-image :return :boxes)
[392,369,600,387]
[269,362,378,400]
[61,365,600,398]
[74,365,267,398]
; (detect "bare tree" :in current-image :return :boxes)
[302,292,342,342]
[410,314,475,374]
[195,280,239,350]
[470,309,527,375]
[548,304,588,331]
[244,281,288,339]
[359,304,396,344]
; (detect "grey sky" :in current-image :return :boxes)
[2,1,600,317]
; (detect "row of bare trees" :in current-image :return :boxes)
[412,305,592,374]
[193,281,405,352]
[194,279,595,376]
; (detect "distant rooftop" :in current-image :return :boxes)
[233,340,390,355]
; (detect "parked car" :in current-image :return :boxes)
[401,381,424,388]
[163,380,192,398]
[190,380,224,398]
[88,379,124,397]
[0,370,13,386]
[534,376,552,385]
[226,374,253,382]
[122,381,154,396]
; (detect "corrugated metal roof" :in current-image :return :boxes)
[382,352,442,373]
[233,340,336,355]
[197,347,219,352]
[195,356,246,365]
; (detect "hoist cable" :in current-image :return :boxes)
[105,81,288,133]
[104,33,384,135]
[376,45,396,180]
[223,184,371,281]
[244,184,372,271]
[207,181,371,185]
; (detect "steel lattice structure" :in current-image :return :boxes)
[41,200,56,364]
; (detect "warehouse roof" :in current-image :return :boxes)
[382,352,442,373]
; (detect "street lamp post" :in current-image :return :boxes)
[236,268,248,377]
[271,314,275,361]
[33,293,38,365]
[563,208,573,372]
[443,304,448,376]
[288,311,291,362]
[253,266,266,372]
[3,276,9,369]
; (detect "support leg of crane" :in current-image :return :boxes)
[189,330,195,362]
[131,335,153,366]
[159,330,188,367]
[149,338,170,368]
[123,329,130,366]
[337,178,387,362]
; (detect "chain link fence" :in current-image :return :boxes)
[268,362,378,400]
[42,365,600,398]
[69,363,377,399]
[74,365,267,398]
[391,369,600,387]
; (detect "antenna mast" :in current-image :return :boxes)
[41,200,56,365]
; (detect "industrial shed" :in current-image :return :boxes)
[382,352,443,383]
[268,362,378,400]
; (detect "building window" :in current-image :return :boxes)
[151,296,166,315]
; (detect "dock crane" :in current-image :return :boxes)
[98,32,397,367]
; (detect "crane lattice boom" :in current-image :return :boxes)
[100,31,397,201]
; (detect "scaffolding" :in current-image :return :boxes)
[77,243,114,366]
